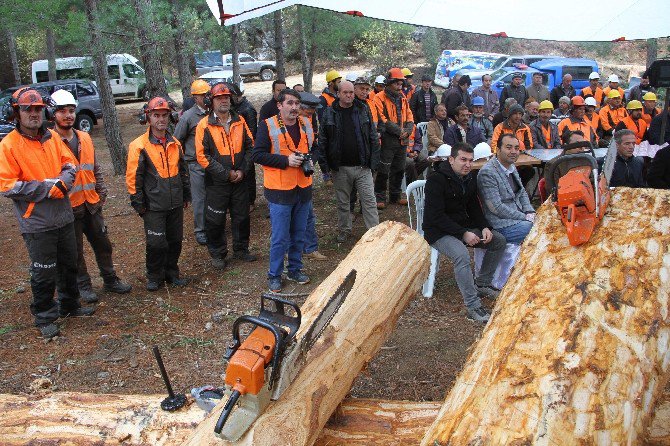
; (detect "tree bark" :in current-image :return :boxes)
[1,393,669,445]
[297,6,312,92]
[6,29,21,86]
[231,23,240,85]
[185,221,430,445]
[273,10,285,80]
[132,0,167,99]
[46,28,57,81]
[168,0,192,101]
[647,38,658,70]
[84,0,126,175]
[421,188,670,445]
[307,12,317,92]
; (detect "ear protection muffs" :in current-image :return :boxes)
[203,82,231,111]
[3,87,55,122]
[138,96,179,125]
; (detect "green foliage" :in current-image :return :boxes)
[354,21,414,74]
[421,28,442,74]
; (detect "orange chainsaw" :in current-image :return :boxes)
[214,270,356,441]
[546,142,614,246]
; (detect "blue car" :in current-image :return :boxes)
[469,66,553,97]
[529,58,599,96]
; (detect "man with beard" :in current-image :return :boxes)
[615,100,648,144]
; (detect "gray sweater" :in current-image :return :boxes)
[477,157,534,229]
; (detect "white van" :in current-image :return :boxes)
[32,54,147,99]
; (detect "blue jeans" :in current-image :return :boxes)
[268,200,310,279]
[496,220,533,244]
[304,204,318,254]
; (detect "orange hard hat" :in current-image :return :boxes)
[210,83,231,98]
[571,96,585,107]
[387,67,405,82]
[146,97,172,113]
[13,88,46,107]
[191,79,211,95]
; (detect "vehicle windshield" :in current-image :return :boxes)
[490,68,509,81]
[490,57,507,71]
[123,63,144,78]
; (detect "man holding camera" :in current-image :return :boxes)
[252,88,315,292]
[195,83,256,270]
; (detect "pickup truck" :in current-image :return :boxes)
[195,51,276,81]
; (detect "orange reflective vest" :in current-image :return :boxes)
[580,86,604,106]
[618,116,648,144]
[321,91,336,107]
[68,130,100,208]
[195,113,253,175]
[491,120,533,152]
[365,97,379,124]
[262,115,314,191]
[403,84,416,101]
[603,86,625,101]
[642,107,662,125]
[585,112,601,134]
[372,90,415,139]
[599,105,628,133]
[558,117,597,144]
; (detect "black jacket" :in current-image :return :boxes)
[500,85,529,109]
[423,161,490,245]
[317,98,380,171]
[609,154,645,188]
[649,111,670,146]
[550,84,576,109]
[647,146,670,189]
[443,88,471,121]
[234,98,258,138]
[409,87,438,124]
[258,98,279,122]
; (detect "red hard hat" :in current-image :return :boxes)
[13,88,46,107]
[146,97,172,113]
[571,96,585,107]
[211,83,232,98]
[387,67,405,82]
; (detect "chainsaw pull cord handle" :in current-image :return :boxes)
[214,389,241,434]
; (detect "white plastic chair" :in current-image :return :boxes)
[406,180,440,298]
[416,122,429,156]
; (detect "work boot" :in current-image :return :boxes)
[394,198,408,205]
[268,277,282,293]
[167,277,190,287]
[60,306,96,318]
[287,271,310,285]
[146,281,162,292]
[211,258,227,270]
[304,250,327,261]
[376,201,386,210]
[466,306,491,323]
[477,285,501,300]
[195,232,208,246]
[38,323,60,339]
[79,288,98,303]
[103,278,132,294]
[233,250,258,262]
[336,232,349,243]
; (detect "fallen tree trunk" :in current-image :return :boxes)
[186,220,430,445]
[1,392,669,445]
[421,188,670,445]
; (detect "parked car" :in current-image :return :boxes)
[529,58,599,96]
[0,79,103,133]
[434,50,507,88]
[198,70,244,91]
[195,51,277,81]
[458,54,557,85]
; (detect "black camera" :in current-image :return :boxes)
[299,153,314,177]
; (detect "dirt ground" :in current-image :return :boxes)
[0,74,487,405]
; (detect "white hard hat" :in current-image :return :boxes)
[51,89,78,107]
[473,142,492,161]
[584,96,598,107]
[374,75,386,84]
[345,72,358,82]
[608,74,619,83]
[588,72,600,80]
[434,144,451,158]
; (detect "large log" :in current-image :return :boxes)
[1,392,669,445]
[186,221,430,445]
[421,188,670,445]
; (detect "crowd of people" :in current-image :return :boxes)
[1,64,670,337]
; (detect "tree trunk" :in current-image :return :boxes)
[6,29,21,86]
[273,10,285,80]
[297,6,312,92]
[421,188,670,445]
[2,393,669,445]
[132,0,167,99]
[46,28,57,81]
[84,0,126,175]
[168,0,192,101]
[231,23,240,85]
[185,221,430,445]
[306,12,317,92]
[647,38,658,69]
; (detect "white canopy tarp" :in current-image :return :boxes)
[206,0,669,42]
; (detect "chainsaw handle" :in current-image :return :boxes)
[214,389,241,434]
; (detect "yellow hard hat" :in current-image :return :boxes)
[626,100,643,110]
[191,79,210,95]
[401,67,413,77]
[326,69,342,83]
[538,100,554,111]
[607,89,621,99]
[643,92,657,101]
